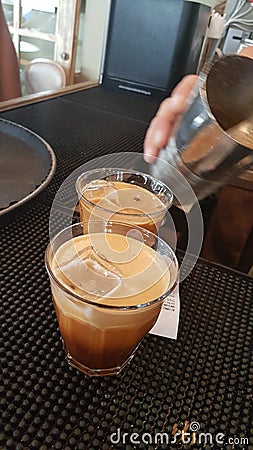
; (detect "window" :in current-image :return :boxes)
[2,0,83,94]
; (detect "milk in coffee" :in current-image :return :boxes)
[51,232,173,371]
[79,180,168,233]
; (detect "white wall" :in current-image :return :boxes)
[80,0,110,81]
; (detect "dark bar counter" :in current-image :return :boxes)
[1,88,253,450]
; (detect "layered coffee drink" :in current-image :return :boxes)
[76,169,173,234]
[46,222,178,376]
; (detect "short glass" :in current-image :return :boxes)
[76,168,173,234]
[45,221,178,377]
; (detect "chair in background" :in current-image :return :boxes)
[24,58,66,95]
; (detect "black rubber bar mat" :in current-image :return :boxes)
[1,96,149,206]
[1,201,253,450]
[63,86,161,123]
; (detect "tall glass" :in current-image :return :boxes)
[45,221,178,377]
[76,168,173,234]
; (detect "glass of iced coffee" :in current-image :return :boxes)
[45,221,178,377]
[76,168,173,234]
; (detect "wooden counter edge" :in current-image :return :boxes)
[0,80,98,113]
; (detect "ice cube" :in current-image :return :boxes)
[84,180,120,210]
[58,246,122,298]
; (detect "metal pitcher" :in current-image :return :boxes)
[152,54,253,203]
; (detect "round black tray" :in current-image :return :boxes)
[0,118,56,215]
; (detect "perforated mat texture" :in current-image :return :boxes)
[1,201,253,450]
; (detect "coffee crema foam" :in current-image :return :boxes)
[82,180,167,214]
[52,234,172,307]
[78,180,168,234]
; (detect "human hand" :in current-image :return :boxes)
[238,46,253,59]
[143,74,198,163]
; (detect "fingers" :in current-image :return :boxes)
[143,103,177,163]
[238,46,253,59]
[171,74,199,98]
[143,75,198,163]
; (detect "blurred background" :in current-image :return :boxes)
[1,0,253,98]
